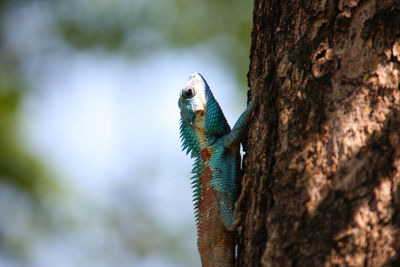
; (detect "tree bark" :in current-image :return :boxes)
[238,0,400,266]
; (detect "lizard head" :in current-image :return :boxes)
[178,72,208,125]
[178,73,231,155]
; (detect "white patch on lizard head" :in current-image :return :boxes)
[186,72,207,114]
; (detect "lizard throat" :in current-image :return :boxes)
[193,113,208,148]
[195,110,205,116]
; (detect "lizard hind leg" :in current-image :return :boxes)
[219,176,252,231]
[218,192,242,231]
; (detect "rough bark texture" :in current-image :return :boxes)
[238,0,400,266]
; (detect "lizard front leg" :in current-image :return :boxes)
[223,98,256,149]
[221,97,256,232]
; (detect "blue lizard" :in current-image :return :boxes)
[178,73,255,266]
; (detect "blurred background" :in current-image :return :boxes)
[0,0,252,266]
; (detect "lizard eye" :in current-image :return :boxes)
[183,87,195,98]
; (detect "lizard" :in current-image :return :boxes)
[178,73,255,267]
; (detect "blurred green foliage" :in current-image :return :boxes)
[0,58,53,195]
[0,43,58,261]
[54,0,252,85]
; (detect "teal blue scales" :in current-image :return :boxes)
[178,73,255,266]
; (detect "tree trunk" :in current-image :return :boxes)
[238,0,400,266]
